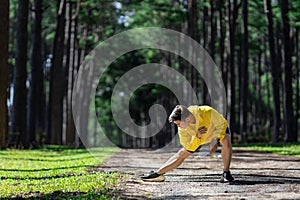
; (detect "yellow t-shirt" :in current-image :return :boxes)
[178,105,227,151]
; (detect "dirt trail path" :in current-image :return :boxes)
[95,146,300,199]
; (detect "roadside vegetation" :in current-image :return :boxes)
[236,143,300,156]
[1,143,299,199]
[0,146,121,199]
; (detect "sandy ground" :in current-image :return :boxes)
[94,146,300,200]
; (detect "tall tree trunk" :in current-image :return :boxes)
[226,0,240,136]
[257,48,263,140]
[264,38,272,137]
[208,0,216,60]
[240,0,249,142]
[216,0,228,93]
[205,0,216,106]
[11,0,29,148]
[280,0,297,142]
[296,27,299,138]
[237,40,242,134]
[75,28,87,147]
[65,1,79,146]
[64,1,72,145]
[264,0,281,142]
[0,0,9,149]
[74,25,91,148]
[201,2,209,105]
[48,0,66,144]
[28,0,43,147]
[187,0,199,104]
[34,0,46,146]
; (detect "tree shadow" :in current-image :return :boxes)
[0,172,81,180]
[0,164,94,173]
[165,173,300,185]
[0,155,95,162]
[0,190,116,200]
[229,180,284,185]
[231,173,300,185]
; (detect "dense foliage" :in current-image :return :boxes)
[0,0,299,149]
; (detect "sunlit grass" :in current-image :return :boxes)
[236,143,300,156]
[0,146,121,199]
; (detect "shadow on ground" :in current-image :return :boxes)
[0,191,117,200]
[95,147,300,199]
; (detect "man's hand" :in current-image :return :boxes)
[197,126,207,138]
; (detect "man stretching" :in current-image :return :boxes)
[141,105,234,183]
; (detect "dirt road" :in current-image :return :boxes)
[95,146,300,199]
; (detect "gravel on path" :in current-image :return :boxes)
[94,146,300,200]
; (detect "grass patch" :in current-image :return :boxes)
[0,146,121,199]
[235,143,300,156]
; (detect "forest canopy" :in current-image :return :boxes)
[0,0,299,149]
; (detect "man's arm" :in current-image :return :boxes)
[197,126,207,138]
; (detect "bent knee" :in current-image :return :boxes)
[220,134,232,146]
[178,148,192,158]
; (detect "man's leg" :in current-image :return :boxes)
[141,148,192,182]
[220,134,234,182]
[220,134,232,171]
[157,148,192,174]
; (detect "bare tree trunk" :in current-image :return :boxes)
[264,0,281,142]
[240,0,249,142]
[74,24,94,148]
[204,0,216,107]
[264,38,272,138]
[75,27,87,147]
[28,0,43,148]
[64,1,75,145]
[296,27,299,138]
[65,3,79,146]
[279,0,297,142]
[216,0,227,118]
[217,0,225,80]
[201,1,209,105]
[11,0,29,148]
[187,0,199,95]
[0,0,9,149]
[48,0,66,144]
[257,47,263,140]
[36,28,46,145]
[61,1,71,145]
[226,0,240,137]
[208,0,216,60]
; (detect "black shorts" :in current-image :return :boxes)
[186,127,231,153]
[187,146,202,153]
[225,127,231,134]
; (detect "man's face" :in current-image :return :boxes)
[173,119,189,128]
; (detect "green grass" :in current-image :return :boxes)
[235,143,300,156]
[0,146,121,199]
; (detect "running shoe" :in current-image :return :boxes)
[141,171,165,182]
[220,170,234,183]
